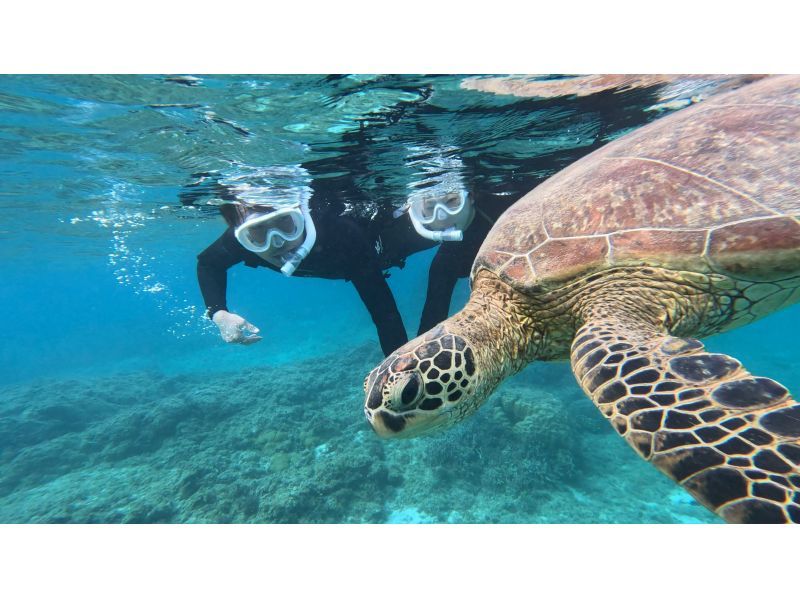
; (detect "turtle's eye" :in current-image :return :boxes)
[391,372,423,411]
[400,375,421,405]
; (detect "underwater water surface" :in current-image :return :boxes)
[0,74,797,523]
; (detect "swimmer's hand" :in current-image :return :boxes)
[212,310,262,345]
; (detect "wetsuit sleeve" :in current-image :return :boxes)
[196,227,252,319]
[351,267,409,357]
[417,250,461,335]
[338,219,408,356]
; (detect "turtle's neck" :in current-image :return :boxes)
[445,270,543,391]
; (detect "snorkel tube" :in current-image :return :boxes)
[409,215,464,242]
[279,201,316,276]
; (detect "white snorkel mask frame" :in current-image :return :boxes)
[406,187,474,242]
[234,204,317,276]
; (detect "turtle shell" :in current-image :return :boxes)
[474,75,800,293]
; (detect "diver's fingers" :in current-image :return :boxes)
[241,335,263,345]
[244,321,260,334]
[222,329,244,343]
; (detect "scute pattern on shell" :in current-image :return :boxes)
[474,75,800,293]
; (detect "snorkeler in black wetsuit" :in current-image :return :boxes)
[415,194,516,335]
[190,175,434,357]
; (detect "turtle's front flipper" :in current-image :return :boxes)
[570,315,800,523]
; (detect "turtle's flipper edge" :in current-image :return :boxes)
[570,316,800,523]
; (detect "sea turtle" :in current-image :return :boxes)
[363,75,800,524]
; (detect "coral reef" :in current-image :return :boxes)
[0,344,719,523]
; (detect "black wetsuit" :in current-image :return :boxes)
[197,206,434,356]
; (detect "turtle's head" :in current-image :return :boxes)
[363,325,483,439]
[364,272,538,438]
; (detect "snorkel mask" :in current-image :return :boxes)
[234,205,317,276]
[407,188,474,242]
[235,207,304,254]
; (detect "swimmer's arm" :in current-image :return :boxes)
[340,218,407,356]
[351,268,408,356]
[197,228,263,345]
[196,226,249,319]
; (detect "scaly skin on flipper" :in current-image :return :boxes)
[572,298,800,524]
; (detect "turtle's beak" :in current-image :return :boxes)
[365,404,454,439]
[366,409,409,438]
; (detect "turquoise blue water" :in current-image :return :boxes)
[1,74,797,523]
